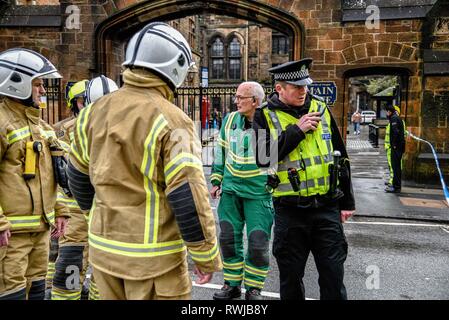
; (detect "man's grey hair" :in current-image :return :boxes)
[243,81,265,106]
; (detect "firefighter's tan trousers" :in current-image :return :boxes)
[0,230,50,300]
[93,260,192,300]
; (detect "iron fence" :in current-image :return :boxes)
[42,78,63,125]
[174,85,274,166]
[368,123,379,148]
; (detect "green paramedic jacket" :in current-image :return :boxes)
[211,111,270,200]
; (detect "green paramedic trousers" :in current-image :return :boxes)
[217,191,274,290]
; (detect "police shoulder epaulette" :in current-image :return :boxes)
[259,101,268,109]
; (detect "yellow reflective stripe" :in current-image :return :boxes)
[223,261,244,268]
[224,112,237,139]
[224,264,244,270]
[227,150,255,164]
[210,173,223,182]
[69,131,74,142]
[40,130,57,139]
[89,232,186,258]
[58,140,71,153]
[225,163,262,178]
[0,205,3,215]
[51,289,82,300]
[7,215,41,229]
[164,152,203,183]
[244,278,265,288]
[224,273,243,280]
[188,242,219,262]
[45,211,55,225]
[70,142,88,167]
[141,114,168,244]
[77,104,92,165]
[245,264,269,276]
[7,126,31,144]
[218,138,228,148]
[57,194,79,209]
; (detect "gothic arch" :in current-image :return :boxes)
[94,0,304,74]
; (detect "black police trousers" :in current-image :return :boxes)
[272,200,348,300]
[390,148,403,190]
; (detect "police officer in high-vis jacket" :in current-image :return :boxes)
[252,58,355,300]
[0,48,69,300]
[384,105,406,193]
[67,22,222,300]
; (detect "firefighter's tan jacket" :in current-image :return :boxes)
[69,68,222,280]
[0,98,69,234]
[52,116,86,244]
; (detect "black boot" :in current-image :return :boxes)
[245,288,263,300]
[213,284,241,300]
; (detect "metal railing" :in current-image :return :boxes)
[368,123,379,148]
[175,85,274,166]
[42,78,63,125]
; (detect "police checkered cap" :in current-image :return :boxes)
[269,58,313,86]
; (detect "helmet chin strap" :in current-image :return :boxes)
[19,96,39,108]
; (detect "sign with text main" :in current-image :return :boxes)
[308,81,337,106]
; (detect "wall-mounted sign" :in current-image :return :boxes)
[201,67,208,87]
[308,81,337,105]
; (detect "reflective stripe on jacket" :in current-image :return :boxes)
[263,99,333,197]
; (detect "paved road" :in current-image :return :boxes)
[190,213,449,300]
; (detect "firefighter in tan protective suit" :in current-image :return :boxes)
[67,22,222,300]
[49,77,118,300]
[0,48,69,300]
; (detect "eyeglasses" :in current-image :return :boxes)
[233,95,254,102]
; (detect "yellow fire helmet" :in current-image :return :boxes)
[394,105,401,114]
[67,79,89,114]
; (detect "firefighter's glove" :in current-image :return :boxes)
[51,148,72,197]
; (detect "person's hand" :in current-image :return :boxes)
[297,112,321,133]
[51,217,68,239]
[0,229,11,247]
[193,265,213,285]
[341,210,355,223]
[210,185,222,199]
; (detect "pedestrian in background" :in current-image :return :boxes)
[351,110,361,135]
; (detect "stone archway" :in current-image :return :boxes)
[94,0,305,75]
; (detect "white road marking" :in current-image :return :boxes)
[192,282,315,300]
[346,221,447,228]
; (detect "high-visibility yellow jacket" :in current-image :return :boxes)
[263,99,333,197]
[0,98,69,233]
[52,116,87,243]
[69,68,222,280]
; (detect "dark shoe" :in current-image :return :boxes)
[245,288,263,300]
[385,186,401,193]
[213,284,241,300]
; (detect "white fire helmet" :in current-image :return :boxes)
[0,48,61,99]
[85,75,119,105]
[122,22,195,89]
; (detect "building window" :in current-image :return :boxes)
[210,37,225,79]
[228,37,241,80]
[272,35,289,55]
[189,18,196,49]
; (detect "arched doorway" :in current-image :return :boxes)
[94,0,304,76]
